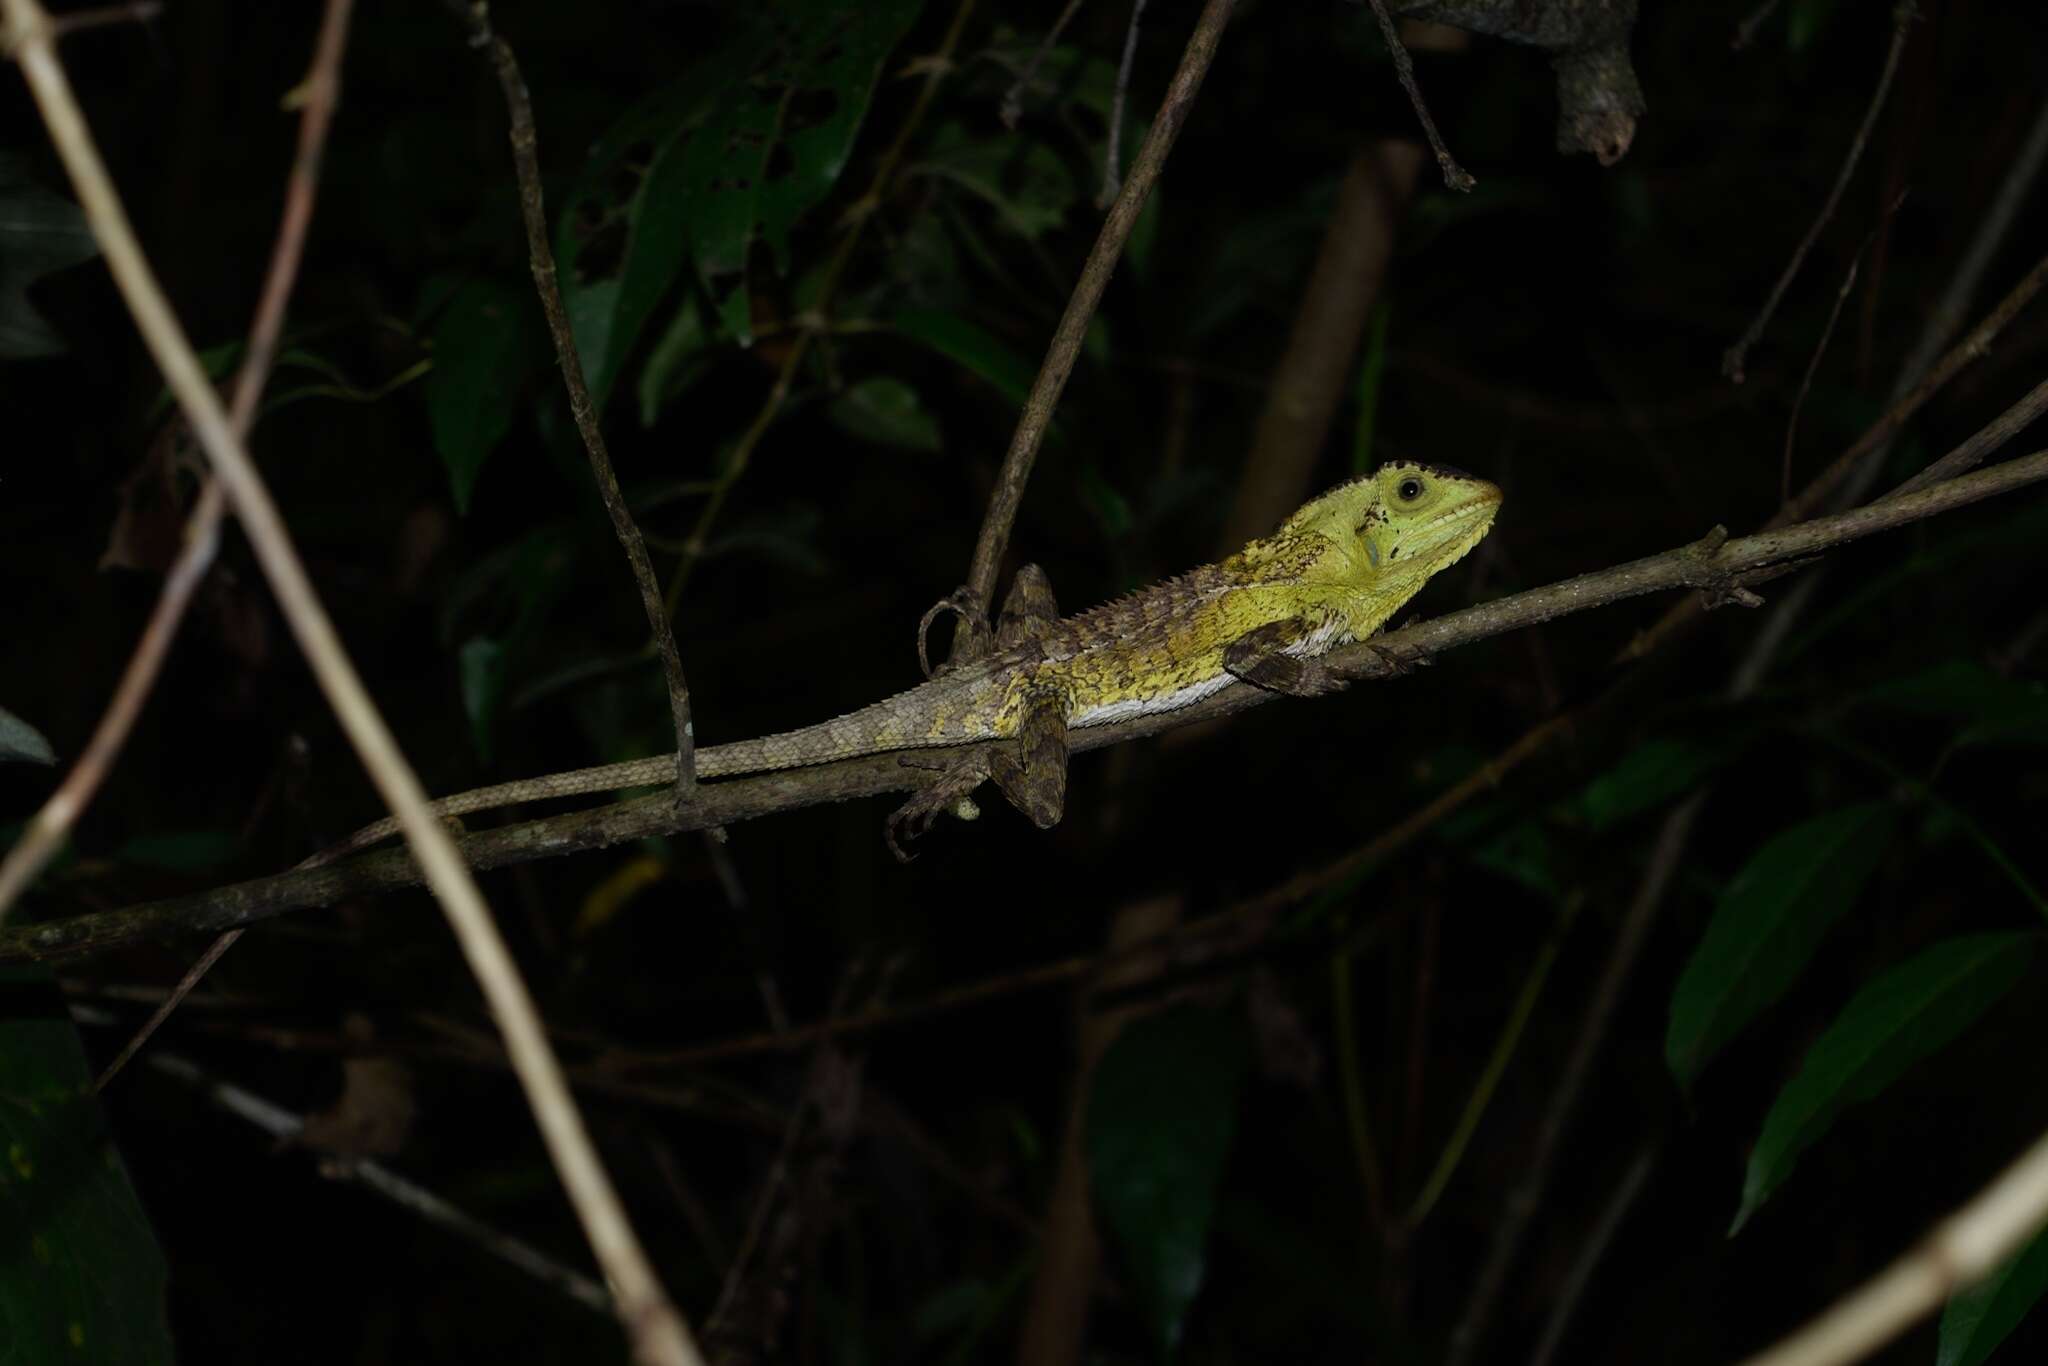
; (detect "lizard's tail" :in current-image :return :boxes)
[315,680,995,863]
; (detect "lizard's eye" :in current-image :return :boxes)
[1397,477,1424,501]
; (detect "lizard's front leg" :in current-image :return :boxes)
[1222,615,1350,698]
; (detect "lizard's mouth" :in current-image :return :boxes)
[1397,489,1501,568]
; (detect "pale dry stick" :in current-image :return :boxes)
[1722,0,1916,384]
[87,0,358,1091]
[451,0,696,796]
[953,0,1240,633]
[1363,0,1475,191]
[12,447,2048,967]
[0,6,700,1363]
[0,0,354,923]
[129,1040,612,1315]
[1097,0,1148,207]
[1781,196,1906,503]
[1736,1125,2048,1366]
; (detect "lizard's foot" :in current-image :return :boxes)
[884,754,991,862]
[1223,617,1351,698]
[917,588,990,680]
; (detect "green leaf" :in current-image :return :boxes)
[1576,737,1727,832]
[425,278,543,513]
[636,290,715,428]
[910,120,1080,242]
[0,703,56,765]
[0,970,174,1364]
[829,377,942,452]
[0,154,99,358]
[1667,803,1900,1090]
[1734,933,2033,1234]
[1860,659,2048,751]
[1085,1004,1249,1355]
[1939,1223,2048,1366]
[890,309,1035,406]
[1788,0,1844,51]
[559,0,922,386]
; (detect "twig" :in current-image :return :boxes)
[952,0,1240,639]
[44,0,157,40]
[121,1039,614,1314]
[1406,895,1580,1232]
[1098,0,1148,207]
[1731,0,1786,50]
[1001,0,1087,128]
[662,0,975,612]
[1781,198,1904,503]
[1737,1125,2048,1366]
[1364,0,1474,192]
[450,1,695,798]
[0,0,351,921]
[1526,1143,1658,1366]
[1445,793,1699,1366]
[13,447,2048,966]
[1722,1,1916,383]
[94,924,241,1091]
[0,5,700,1363]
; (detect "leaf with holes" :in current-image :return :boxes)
[0,969,173,1364]
[1667,803,1900,1090]
[1085,1004,1249,1355]
[559,0,923,400]
[1732,933,2033,1234]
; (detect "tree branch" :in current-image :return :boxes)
[10,447,2046,966]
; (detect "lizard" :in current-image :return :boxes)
[330,461,1501,861]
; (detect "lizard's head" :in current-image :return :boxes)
[1282,461,1502,588]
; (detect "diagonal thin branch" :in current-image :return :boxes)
[449,0,696,798]
[10,446,2048,967]
[1722,1,1916,384]
[952,0,1239,636]
[0,0,352,921]
[0,5,700,1363]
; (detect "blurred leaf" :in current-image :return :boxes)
[0,703,56,765]
[1351,300,1391,473]
[113,829,241,873]
[1667,802,1900,1090]
[636,290,715,427]
[0,970,173,1364]
[829,377,942,452]
[1939,1223,2048,1366]
[1576,737,1727,832]
[702,505,832,576]
[1078,465,1133,539]
[911,121,1079,242]
[425,278,544,513]
[1125,188,1162,279]
[1788,0,1845,51]
[0,153,99,358]
[891,309,1035,406]
[560,0,923,383]
[1471,815,1562,902]
[575,853,668,937]
[1733,933,2032,1233]
[459,636,507,763]
[1860,659,2048,751]
[1085,1004,1249,1356]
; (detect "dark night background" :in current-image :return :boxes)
[3,0,2048,1362]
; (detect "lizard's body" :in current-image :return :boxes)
[336,462,1500,856]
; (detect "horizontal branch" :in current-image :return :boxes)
[6,449,2045,965]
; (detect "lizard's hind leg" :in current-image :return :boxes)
[996,563,1060,647]
[990,685,1068,829]
[1223,615,1350,697]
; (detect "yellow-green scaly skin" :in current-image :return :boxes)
[335,462,1499,851]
